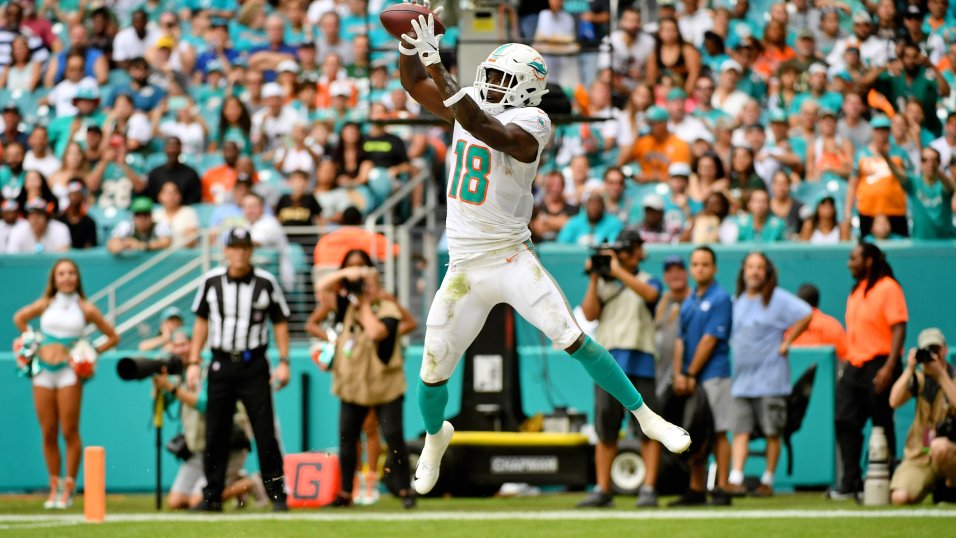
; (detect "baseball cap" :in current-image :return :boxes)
[224,227,253,248]
[206,59,225,73]
[870,115,892,129]
[155,35,175,49]
[808,63,828,76]
[769,108,789,123]
[819,107,838,118]
[2,103,19,113]
[73,85,100,101]
[1,198,18,212]
[720,59,743,74]
[330,80,352,98]
[918,328,946,348]
[161,306,183,321]
[643,193,665,211]
[261,82,285,99]
[277,59,300,74]
[668,162,691,177]
[904,5,922,18]
[645,105,668,123]
[210,17,229,28]
[666,88,687,101]
[170,327,192,341]
[745,122,765,131]
[852,10,872,24]
[663,255,686,271]
[616,228,644,249]
[130,196,154,214]
[24,198,50,214]
[67,178,87,194]
[797,28,815,40]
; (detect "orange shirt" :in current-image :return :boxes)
[790,308,848,360]
[631,134,690,182]
[753,46,796,79]
[202,165,259,204]
[313,227,400,267]
[845,277,908,366]
[855,151,908,217]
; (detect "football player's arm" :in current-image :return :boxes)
[399,52,455,123]
[424,61,539,163]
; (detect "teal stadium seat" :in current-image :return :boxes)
[87,206,131,245]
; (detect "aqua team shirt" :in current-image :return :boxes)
[736,213,787,242]
[730,288,812,397]
[788,91,844,118]
[213,125,253,156]
[903,175,956,239]
[555,212,623,246]
[95,155,148,211]
[230,21,268,53]
[48,112,108,158]
[875,67,942,136]
[679,282,733,382]
[0,166,25,198]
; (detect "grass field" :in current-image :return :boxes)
[1,493,954,537]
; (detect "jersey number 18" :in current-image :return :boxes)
[448,140,491,205]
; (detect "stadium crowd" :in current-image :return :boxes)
[0,0,953,257]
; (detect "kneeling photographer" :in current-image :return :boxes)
[140,329,261,510]
[314,258,418,508]
[888,328,956,505]
[577,229,665,508]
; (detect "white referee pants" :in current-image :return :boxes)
[420,242,582,384]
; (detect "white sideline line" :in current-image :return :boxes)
[0,509,954,524]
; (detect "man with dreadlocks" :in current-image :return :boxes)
[829,242,908,500]
[725,252,812,497]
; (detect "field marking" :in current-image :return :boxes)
[0,509,955,524]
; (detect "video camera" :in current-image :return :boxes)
[117,355,184,381]
[585,230,644,280]
[915,347,940,365]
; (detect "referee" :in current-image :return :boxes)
[186,227,291,512]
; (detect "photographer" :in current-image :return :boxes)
[314,254,418,508]
[888,328,956,505]
[577,229,664,508]
[151,329,260,509]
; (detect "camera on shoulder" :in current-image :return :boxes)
[587,242,622,280]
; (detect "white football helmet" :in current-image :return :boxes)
[474,43,550,115]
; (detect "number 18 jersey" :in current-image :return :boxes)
[444,91,552,262]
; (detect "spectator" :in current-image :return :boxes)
[15,170,57,217]
[564,155,602,206]
[837,92,873,156]
[888,328,956,505]
[726,252,812,497]
[44,24,108,88]
[23,126,61,181]
[252,83,300,157]
[153,181,200,248]
[690,75,728,129]
[0,198,24,250]
[105,93,153,153]
[890,113,922,169]
[557,194,622,246]
[790,63,843,117]
[931,112,956,168]
[44,54,93,118]
[689,152,728,205]
[201,142,246,204]
[275,169,322,235]
[86,7,115,61]
[599,166,632,225]
[531,171,577,243]
[0,141,26,198]
[6,198,70,253]
[313,160,355,225]
[902,6,945,65]
[768,171,803,237]
[790,283,849,360]
[332,122,372,200]
[654,255,690,397]
[295,41,321,84]
[800,195,848,244]
[107,197,173,255]
[194,18,239,80]
[806,107,854,182]
[712,60,749,118]
[315,11,354,65]
[313,205,398,267]
[827,11,890,72]
[845,116,910,239]
[314,257,418,508]
[737,189,787,243]
[671,246,734,506]
[685,191,738,244]
[56,179,96,249]
[889,146,956,239]
[139,307,185,353]
[47,85,106,158]
[647,17,701,95]
[363,103,414,203]
[868,41,949,138]
[155,93,208,158]
[0,1,48,67]
[0,35,39,91]
[830,243,907,500]
[141,137,202,205]
[727,146,765,193]
[666,88,709,145]
[599,7,654,91]
[87,135,146,211]
[242,192,294,291]
[678,0,713,48]
[577,229,663,508]
[533,0,577,86]
[0,104,27,147]
[112,10,159,67]
[107,56,167,113]
[638,194,680,244]
[248,15,297,82]
[616,84,653,150]
[209,176,254,233]
[212,95,253,155]
[617,105,690,183]
[47,143,87,202]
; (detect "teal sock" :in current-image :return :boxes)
[570,336,644,410]
[417,379,448,435]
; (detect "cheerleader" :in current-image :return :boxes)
[13,259,118,508]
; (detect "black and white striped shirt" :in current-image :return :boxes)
[192,266,290,352]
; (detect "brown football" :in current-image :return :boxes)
[379,4,446,41]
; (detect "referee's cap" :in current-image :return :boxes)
[224,227,253,248]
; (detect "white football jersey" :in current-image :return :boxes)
[444,89,552,261]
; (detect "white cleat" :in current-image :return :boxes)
[413,421,455,495]
[641,414,692,454]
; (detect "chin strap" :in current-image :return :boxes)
[442,88,470,108]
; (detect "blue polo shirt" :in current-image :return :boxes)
[679,282,732,382]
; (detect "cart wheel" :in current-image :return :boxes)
[610,447,646,495]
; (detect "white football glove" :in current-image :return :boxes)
[401,12,444,66]
[398,0,444,56]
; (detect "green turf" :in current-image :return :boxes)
[1,493,954,537]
